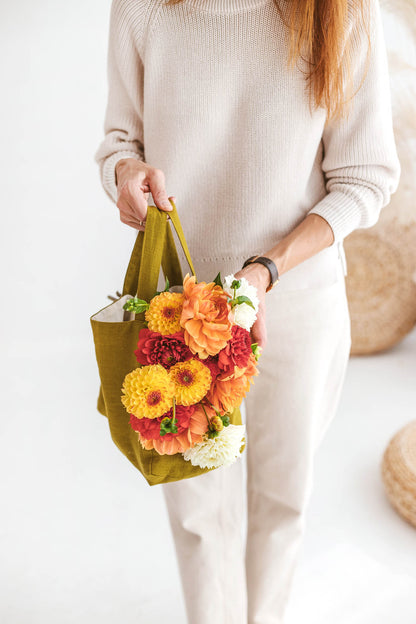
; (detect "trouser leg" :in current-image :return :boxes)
[244,276,351,624]
[161,451,247,624]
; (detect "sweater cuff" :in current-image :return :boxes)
[307,190,367,246]
[100,150,144,204]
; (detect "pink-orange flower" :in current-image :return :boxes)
[207,353,258,413]
[180,274,233,359]
[207,375,250,414]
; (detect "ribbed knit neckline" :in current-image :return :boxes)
[180,0,272,14]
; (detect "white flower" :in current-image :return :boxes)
[223,274,259,331]
[182,424,246,469]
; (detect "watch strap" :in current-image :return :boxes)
[242,255,280,292]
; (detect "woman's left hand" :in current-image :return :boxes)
[233,262,270,350]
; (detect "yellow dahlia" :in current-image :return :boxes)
[169,359,212,406]
[121,364,175,419]
[145,291,184,335]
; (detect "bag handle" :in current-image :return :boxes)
[135,206,168,302]
[122,202,195,301]
[167,205,196,278]
[122,219,181,297]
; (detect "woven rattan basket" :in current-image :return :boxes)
[344,222,416,355]
[381,420,416,529]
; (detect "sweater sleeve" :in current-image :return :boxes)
[307,0,401,245]
[94,0,149,203]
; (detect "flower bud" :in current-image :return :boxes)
[210,415,224,431]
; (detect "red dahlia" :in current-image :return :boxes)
[199,356,220,381]
[218,325,252,376]
[129,405,195,441]
[135,328,192,369]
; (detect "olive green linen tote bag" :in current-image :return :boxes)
[90,204,243,486]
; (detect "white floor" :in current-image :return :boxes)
[1,325,415,623]
[286,542,416,624]
[285,327,416,624]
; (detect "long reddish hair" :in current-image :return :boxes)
[164,0,371,122]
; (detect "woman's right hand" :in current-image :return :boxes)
[115,158,176,231]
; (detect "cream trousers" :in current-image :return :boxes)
[161,257,352,624]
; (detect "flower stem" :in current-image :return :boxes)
[203,398,222,417]
[201,404,211,428]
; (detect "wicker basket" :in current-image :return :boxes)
[381,420,416,529]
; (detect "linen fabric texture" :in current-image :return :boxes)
[90,205,243,486]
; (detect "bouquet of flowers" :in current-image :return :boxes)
[120,272,261,470]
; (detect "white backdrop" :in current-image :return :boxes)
[0,2,165,621]
[1,2,415,623]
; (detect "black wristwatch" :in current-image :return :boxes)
[242,255,280,292]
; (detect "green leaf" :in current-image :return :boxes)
[164,277,170,292]
[231,295,255,309]
[213,272,223,287]
[251,343,261,361]
[124,304,147,313]
[123,297,150,313]
[124,297,148,307]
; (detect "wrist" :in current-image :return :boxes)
[264,241,290,275]
[242,255,280,292]
[115,157,141,185]
[241,262,270,291]
[115,159,127,186]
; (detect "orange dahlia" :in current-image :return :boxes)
[145,291,184,335]
[138,404,210,455]
[180,274,233,359]
[169,359,212,406]
[121,364,175,419]
[207,354,258,413]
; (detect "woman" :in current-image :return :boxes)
[95,0,400,621]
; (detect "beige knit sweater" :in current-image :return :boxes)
[95,0,401,290]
